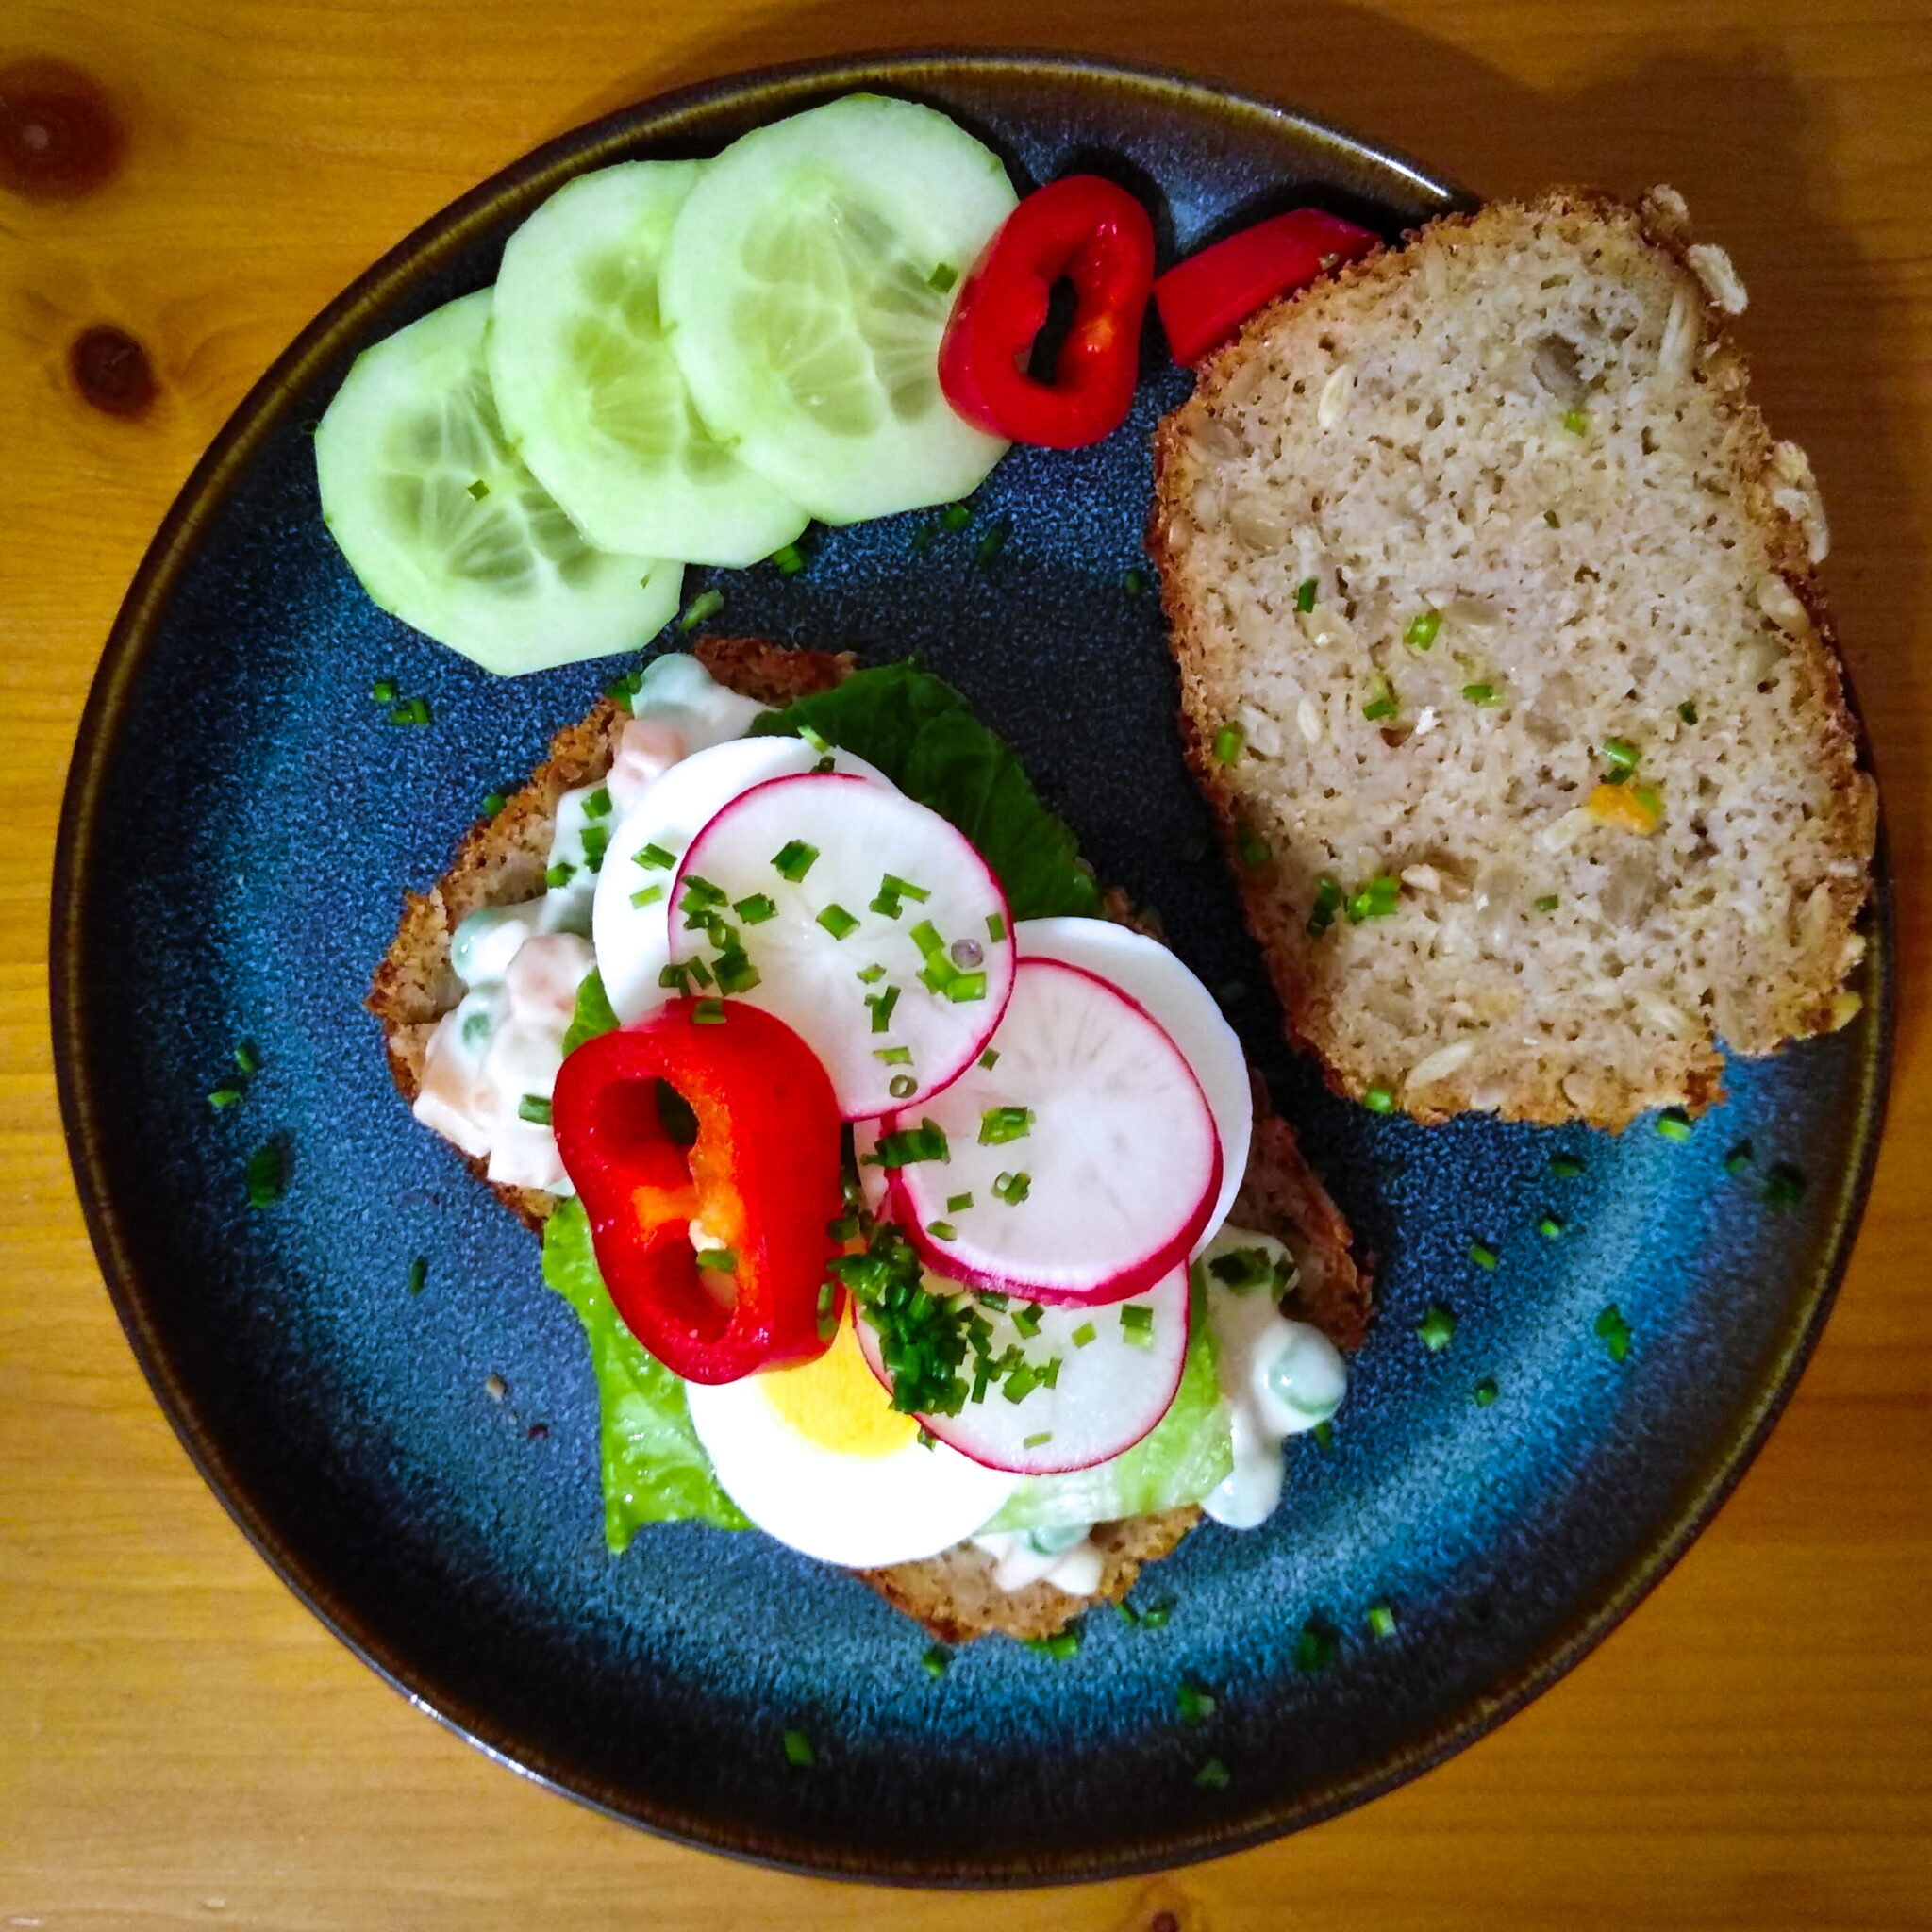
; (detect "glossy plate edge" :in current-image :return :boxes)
[47,48,1896,1887]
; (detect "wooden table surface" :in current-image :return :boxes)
[5,2,1930,1924]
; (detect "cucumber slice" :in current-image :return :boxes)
[489,163,809,568]
[315,289,681,675]
[658,94,1017,524]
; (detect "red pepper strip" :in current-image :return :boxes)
[938,175,1156,449]
[1154,209,1379,367]
[552,999,845,1385]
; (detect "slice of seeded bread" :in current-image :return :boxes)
[366,637,1369,1641]
[1150,188,1876,1128]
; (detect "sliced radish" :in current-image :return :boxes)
[853,1267,1191,1474]
[1017,917,1252,1250]
[592,737,891,1023]
[883,957,1221,1303]
[667,772,1014,1120]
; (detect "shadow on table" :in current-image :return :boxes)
[568,0,1927,1055]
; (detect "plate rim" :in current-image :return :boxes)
[47,46,1896,1887]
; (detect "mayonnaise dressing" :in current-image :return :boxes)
[971,1525,1105,1597]
[1196,1224,1349,1529]
[411,654,765,1183]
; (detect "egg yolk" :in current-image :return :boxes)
[759,1319,920,1459]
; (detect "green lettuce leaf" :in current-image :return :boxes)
[751,663,1100,921]
[541,1196,748,1548]
[982,1286,1232,1532]
[561,968,620,1056]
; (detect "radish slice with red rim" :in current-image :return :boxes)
[593,736,892,1023]
[852,1266,1191,1474]
[1016,916,1252,1249]
[668,771,1014,1120]
[881,956,1221,1303]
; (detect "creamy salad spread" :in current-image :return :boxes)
[409,654,1348,1591]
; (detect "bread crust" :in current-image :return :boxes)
[1150,189,1876,1129]
[366,640,1369,1640]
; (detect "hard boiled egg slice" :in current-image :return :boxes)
[684,1318,1017,1567]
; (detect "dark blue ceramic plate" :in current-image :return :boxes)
[52,53,1890,1886]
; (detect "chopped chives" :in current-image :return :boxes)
[691,997,726,1024]
[1193,1758,1231,1790]
[1763,1163,1807,1208]
[781,1729,815,1769]
[1295,576,1318,612]
[921,1644,950,1679]
[1657,1108,1693,1141]
[633,841,675,870]
[1724,1140,1755,1176]
[1361,671,1398,720]
[517,1094,553,1125]
[817,904,859,941]
[466,478,489,499]
[1307,873,1343,938]
[694,1248,737,1273]
[867,987,901,1034]
[1010,1302,1042,1338]
[864,1119,950,1170]
[244,1142,284,1208]
[928,261,958,292]
[1549,1153,1585,1179]
[1538,1214,1565,1240]
[233,1041,261,1074]
[927,1221,958,1242]
[732,893,776,924]
[1561,408,1590,435]
[1461,682,1502,706]
[579,825,608,871]
[386,695,431,726]
[583,787,612,820]
[1595,1303,1632,1361]
[1403,608,1441,650]
[772,840,819,882]
[677,588,724,631]
[1022,1430,1052,1449]
[770,541,807,576]
[1417,1304,1457,1352]
[1345,874,1401,924]
[978,1106,1033,1146]
[945,1192,974,1215]
[1362,1083,1395,1114]
[1468,1240,1499,1271]
[1213,722,1244,764]
[992,1171,1030,1207]
[1602,736,1642,777]
[1071,1322,1096,1348]
[974,525,1008,564]
[1236,823,1273,869]
[941,502,974,532]
[1313,1419,1335,1452]
[407,1257,427,1296]
[874,1045,913,1065]
[1292,1619,1338,1673]
[1366,1602,1398,1639]
[1473,1376,1499,1407]
[1176,1682,1216,1724]
[1024,1627,1080,1659]
[1535,893,1560,911]
[1120,1305,1155,1346]
[978,1048,999,1071]
[711,949,759,996]
[370,678,397,705]
[208,1086,242,1109]
[1121,568,1145,596]
[679,875,725,909]
[889,1074,917,1099]
[543,861,575,890]
[481,791,507,818]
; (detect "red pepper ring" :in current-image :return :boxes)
[552,999,846,1385]
[1153,208,1379,367]
[938,175,1156,450]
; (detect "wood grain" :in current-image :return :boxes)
[3,2,1929,1924]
